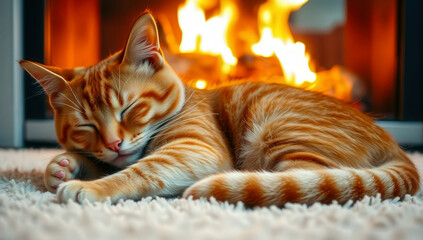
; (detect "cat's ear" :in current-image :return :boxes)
[19,60,74,96]
[122,13,163,69]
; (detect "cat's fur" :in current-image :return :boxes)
[20,13,420,206]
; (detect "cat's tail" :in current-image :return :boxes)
[182,160,420,206]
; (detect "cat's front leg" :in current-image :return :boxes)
[44,152,101,193]
[44,153,84,193]
[57,139,233,203]
[56,179,104,203]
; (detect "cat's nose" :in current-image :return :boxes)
[106,140,122,152]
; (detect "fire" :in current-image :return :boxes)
[178,0,237,73]
[175,0,352,102]
[252,0,316,86]
[177,0,315,86]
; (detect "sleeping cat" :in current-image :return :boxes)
[20,13,419,206]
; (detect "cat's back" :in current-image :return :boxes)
[215,81,363,122]
[213,81,371,131]
[212,81,401,168]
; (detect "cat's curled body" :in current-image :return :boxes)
[20,13,420,206]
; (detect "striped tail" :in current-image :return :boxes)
[182,162,420,206]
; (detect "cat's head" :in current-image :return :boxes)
[20,13,185,167]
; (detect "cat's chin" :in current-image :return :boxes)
[111,152,140,167]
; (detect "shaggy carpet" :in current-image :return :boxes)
[1,149,423,240]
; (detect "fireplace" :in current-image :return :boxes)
[21,0,423,147]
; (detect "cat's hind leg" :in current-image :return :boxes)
[272,152,338,171]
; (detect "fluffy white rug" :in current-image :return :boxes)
[1,149,423,240]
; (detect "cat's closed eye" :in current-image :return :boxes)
[121,101,137,118]
[77,124,98,131]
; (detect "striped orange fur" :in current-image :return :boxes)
[20,13,419,206]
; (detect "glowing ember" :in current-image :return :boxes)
[195,79,207,89]
[178,0,237,73]
[252,0,316,86]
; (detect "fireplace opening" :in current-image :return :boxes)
[42,0,398,118]
[23,0,423,146]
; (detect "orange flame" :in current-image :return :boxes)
[252,0,316,86]
[176,0,351,101]
[178,0,237,73]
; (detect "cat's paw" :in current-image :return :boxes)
[44,154,80,193]
[57,180,103,203]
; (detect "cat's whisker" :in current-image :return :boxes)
[26,85,49,101]
[147,113,219,140]
[53,102,85,114]
[183,91,195,106]
[164,112,219,128]
[147,104,216,137]
[64,83,84,110]
[180,97,206,114]
[59,93,83,112]
[169,97,208,122]
[149,107,203,132]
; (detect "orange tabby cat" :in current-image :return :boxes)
[20,13,419,206]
